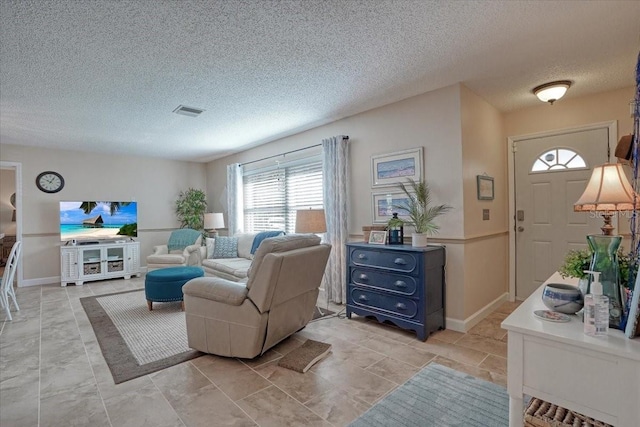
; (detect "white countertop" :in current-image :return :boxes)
[501,272,640,362]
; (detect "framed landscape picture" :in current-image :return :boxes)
[372,191,412,223]
[371,147,423,188]
[477,175,494,200]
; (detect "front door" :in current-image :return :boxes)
[514,127,609,299]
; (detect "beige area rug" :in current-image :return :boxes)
[80,290,202,384]
[81,290,334,383]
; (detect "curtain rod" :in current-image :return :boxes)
[239,135,349,167]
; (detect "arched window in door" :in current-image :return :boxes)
[531,148,587,173]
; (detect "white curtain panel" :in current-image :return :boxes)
[322,135,349,304]
[226,163,244,236]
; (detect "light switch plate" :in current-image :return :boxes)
[483,209,490,220]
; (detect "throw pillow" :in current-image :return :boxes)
[250,230,285,254]
[167,229,201,252]
[212,236,238,258]
[205,237,215,259]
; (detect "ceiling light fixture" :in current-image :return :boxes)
[532,80,572,105]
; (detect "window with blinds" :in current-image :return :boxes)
[243,157,323,234]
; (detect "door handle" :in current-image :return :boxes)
[518,226,524,232]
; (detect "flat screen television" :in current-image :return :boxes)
[60,201,137,242]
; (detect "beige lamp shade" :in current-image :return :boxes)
[295,209,326,233]
[574,163,638,235]
[204,212,225,230]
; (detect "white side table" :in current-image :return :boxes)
[502,272,640,427]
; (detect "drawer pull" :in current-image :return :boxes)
[359,273,369,281]
[394,280,407,288]
[394,258,407,265]
[358,253,367,259]
[396,303,407,310]
[358,295,368,302]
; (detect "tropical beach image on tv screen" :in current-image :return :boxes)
[60,201,138,241]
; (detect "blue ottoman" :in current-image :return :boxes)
[145,266,204,310]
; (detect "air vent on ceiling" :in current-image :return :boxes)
[173,105,205,117]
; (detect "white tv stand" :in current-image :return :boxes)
[60,240,140,286]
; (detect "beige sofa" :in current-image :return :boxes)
[200,233,257,281]
[182,234,331,358]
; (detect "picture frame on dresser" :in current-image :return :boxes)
[371,147,423,188]
[368,230,387,245]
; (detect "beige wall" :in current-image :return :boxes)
[0,169,16,236]
[0,144,207,284]
[505,86,635,138]
[206,83,509,327]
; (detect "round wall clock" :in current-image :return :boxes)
[36,171,65,193]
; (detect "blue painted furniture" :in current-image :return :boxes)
[145,266,204,310]
[346,243,445,341]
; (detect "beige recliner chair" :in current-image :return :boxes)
[182,234,331,358]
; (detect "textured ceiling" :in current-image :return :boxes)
[1,0,639,162]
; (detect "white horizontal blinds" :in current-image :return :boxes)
[243,157,323,234]
[285,161,323,232]
[243,169,286,232]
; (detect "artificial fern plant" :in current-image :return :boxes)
[175,188,207,230]
[392,178,451,234]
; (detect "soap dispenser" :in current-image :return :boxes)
[583,270,609,337]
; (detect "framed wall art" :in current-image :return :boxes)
[372,191,412,224]
[477,175,494,200]
[371,147,423,188]
[368,230,387,245]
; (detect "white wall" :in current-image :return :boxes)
[0,169,16,236]
[0,144,207,284]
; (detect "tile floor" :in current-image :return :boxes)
[0,276,520,427]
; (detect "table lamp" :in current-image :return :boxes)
[295,209,327,234]
[574,163,637,329]
[204,212,225,238]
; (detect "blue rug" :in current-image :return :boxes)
[349,363,508,427]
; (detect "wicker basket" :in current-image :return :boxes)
[83,263,100,275]
[107,260,124,272]
[524,398,612,427]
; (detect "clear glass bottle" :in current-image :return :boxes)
[584,271,609,337]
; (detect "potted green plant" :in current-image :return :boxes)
[392,178,452,247]
[559,248,637,296]
[175,188,207,230]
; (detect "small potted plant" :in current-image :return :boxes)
[392,178,451,247]
[387,213,404,245]
[558,249,591,295]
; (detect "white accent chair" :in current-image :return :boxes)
[146,229,203,271]
[1,241,21,321]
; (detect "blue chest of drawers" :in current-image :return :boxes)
[345,243,445,341]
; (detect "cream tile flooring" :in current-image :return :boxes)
[0,276,520,427]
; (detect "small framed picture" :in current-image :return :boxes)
[477,175,494,200]
[368,230,387,245]
[371,147,423,188]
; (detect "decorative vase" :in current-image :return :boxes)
[412,233,428,247]
[586,234,625,329]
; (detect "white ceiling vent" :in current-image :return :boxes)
[173,105,205,117]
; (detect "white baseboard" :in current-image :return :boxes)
[445,292,509,333]
[19,276,60,287]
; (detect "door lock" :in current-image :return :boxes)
[518,226,525,232]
